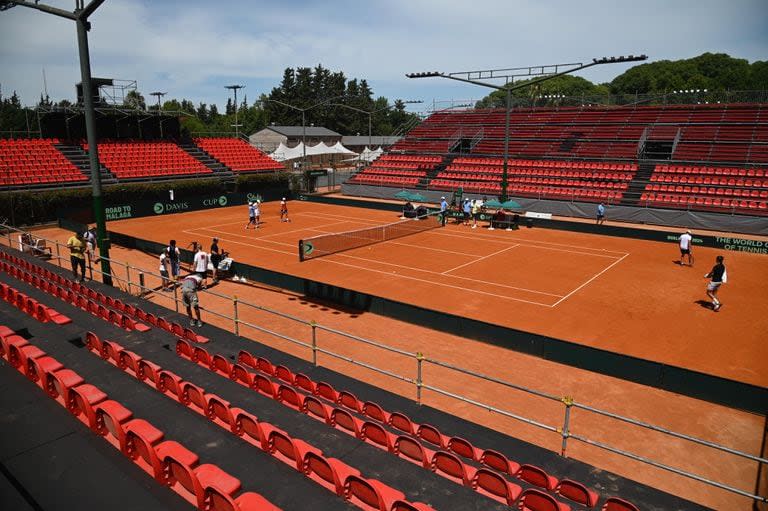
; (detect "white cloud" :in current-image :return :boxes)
[0,0,765,108]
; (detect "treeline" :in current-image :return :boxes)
[475,53,767,107]
[1,64,419,139]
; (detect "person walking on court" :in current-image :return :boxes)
[679,230,694,266]
[192,243,209,288]
[181,273,204,327]
[280,198,291,222]
[462,198,471,226]
[166,239,181,285]
[471,199,481,229]
[245,202,256,229]
[66,230,87,282]
[253,200,261,229]
[439,196,448,226]
[704,255,727,312]
[159,251,170,290]
[596,203,606,225]
[209,237,221,283]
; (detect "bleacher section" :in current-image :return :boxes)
[642,163,768,214]
[348,155,441,188]
[388,104,768,165]
[84,140,212,179]
[193,137,284,173]
[430,157,636,202]
[0,138,88,187]
[0,243,704,511]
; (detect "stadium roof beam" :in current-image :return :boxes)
[406,54,648,201]
[1,0,113,284]
[325,100,423,148]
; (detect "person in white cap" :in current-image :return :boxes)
[280,198,290,222]
[679,229,694,266]
[439,196,448,226]
[245,201,256,229]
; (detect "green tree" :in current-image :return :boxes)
[124,90,146,110]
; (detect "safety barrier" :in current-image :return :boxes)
[1,223,765,504]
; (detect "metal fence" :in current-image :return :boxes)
[1,223,765,503]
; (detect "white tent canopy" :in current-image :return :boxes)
[269,141,357,161]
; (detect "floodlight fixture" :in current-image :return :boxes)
[149,91,166,110]
[225,84,245,137]
[405,71,443,78]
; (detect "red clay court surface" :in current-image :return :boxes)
[108,199,768,389]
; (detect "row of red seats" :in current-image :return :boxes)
[0,174,87,186]
[370,163,434,170]
[429,180,501,193]
[644,184,767,199]
[378,155,441,163]
[0,137,61,145]
[363,169,426,177]
[0,282,71,324]
[0,259,149,333]
[181,341,576,510]
[0,326,279,511]
[639,193,767,213]
[193,138,283,172]
[349,175,420,186]
[0,138,86,186]
[650,174,768,188]
[187,343,639,511]
[447,165,634,180]
[83,333,432,511]
[83,141,212,179]
[0,252,205,343]
[654,164,766,177]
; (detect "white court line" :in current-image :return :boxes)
[442,244,520,275]
[550,253,630,307]
[183,228,296,255]
[312,257,557,307]
[327,250,563,298]
[257,220,351,240]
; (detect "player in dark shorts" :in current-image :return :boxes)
[280,198,290,222]
[209,237,221,283]
[704,255,726,312]
[245,202,256,229]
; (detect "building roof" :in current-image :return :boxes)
[265,125,342,137]
[341,136,401,146]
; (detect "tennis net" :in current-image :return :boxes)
[299,211,443,261]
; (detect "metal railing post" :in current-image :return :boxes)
[55,242,60,265]
[560,396,573,457]
[233,295,239,336]
[416,352,424,404]
[138,272,145,295]
[311,321,318,365]
[126,264,132,295]
[173,284,179,313]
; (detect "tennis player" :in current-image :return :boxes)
[245,202,256,229]
[280,198,290,222]
[679,230,694,266]
[254,200,261,229]
[704,255,727,312]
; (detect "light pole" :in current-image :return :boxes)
[150,91,166,137]
[1,0,113,285]
[327,100,423,148]
[225,84,245,138]
[150,91,166,111]
[259,95,348,175]
[407,55,648,201]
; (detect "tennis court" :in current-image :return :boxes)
[103,199,767,388]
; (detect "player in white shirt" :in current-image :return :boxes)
[192,244,209,288]
[679,230,694,266]
[253,200,261,228]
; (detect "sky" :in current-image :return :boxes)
[1,0,766,114]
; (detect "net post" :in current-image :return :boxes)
[298,240,305,262]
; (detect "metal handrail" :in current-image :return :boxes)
[1,223,765,503]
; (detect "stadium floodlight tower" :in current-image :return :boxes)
[150,91,167,111]
[225,84,245,137]
[259,95,349,174]
[1,0,113,285]
[326,100,423,148]
[407,55,648,201]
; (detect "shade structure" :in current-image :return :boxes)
[484,199,504,208]
[501,199,522,210]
